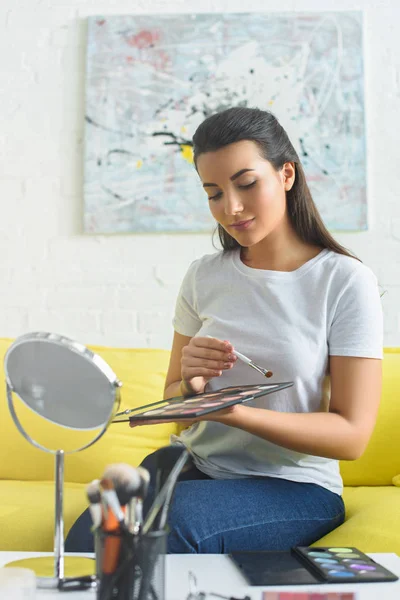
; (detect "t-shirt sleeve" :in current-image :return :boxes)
[172,259,202,337]
[328,264,383,359]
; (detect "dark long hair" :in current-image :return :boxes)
[192,107,356,259]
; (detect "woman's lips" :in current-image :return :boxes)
[229,218,255,230]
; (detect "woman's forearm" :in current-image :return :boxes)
[221,404,367,461]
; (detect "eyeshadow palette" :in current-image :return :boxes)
[230,546,398,587]
[292,546,399,584]
[230,546,398,586]
[112,381,293,423]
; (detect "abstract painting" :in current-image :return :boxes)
[84,12,366,233]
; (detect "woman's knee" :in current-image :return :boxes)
[65,506,94,553]
[166,481,219,553]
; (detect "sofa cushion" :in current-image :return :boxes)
[340,349,400,486]
[1,337,399,486]
[0,339,179,484]
[3,482,399,554]
[0,480,88,551]
[313,486,400,553]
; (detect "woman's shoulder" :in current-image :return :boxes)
[324,251,378,285]
[319,252,381,311]
[184,249,235,280]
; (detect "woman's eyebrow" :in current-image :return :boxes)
[202,168,255,188]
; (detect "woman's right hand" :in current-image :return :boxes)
[180,336,237,395]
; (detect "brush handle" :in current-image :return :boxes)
[127,496,143,534]
[102,489,125,523]
[233,349,253,365]
[89,503,102,529]
[207,337,260,370]
[143,449,190,534]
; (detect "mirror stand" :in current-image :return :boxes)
[6,449,96,588]
[54,449,65,581]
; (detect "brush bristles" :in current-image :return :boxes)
[103,464,142,490]
[100,477,114,491]
[102,463,149,504]
[86,479,101,504]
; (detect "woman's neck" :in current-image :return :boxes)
[240,232,323,272]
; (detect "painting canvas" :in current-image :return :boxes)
[84,12,367,233]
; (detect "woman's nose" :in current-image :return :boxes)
[223,192,244,215]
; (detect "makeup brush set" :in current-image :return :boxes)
[87,447,190,600]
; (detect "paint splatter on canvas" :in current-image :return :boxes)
[84,12,366,233]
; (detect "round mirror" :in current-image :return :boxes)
[5,332,121,449]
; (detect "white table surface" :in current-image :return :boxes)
[1,551,400,599]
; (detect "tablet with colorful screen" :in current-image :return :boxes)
[112,381,293,423]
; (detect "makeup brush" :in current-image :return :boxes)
[100,478,126,523]
[128,466,150,534]
[102,463,143,507]
[207,336,273,378]
[102,463,150,534]
[152,445,193,528]
[99,479,126,578]
[86,479,102,530]
[143,447,190,534]
[101,465,150,600]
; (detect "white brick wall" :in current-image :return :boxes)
[0,0,399,349]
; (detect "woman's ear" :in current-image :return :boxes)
[282,162,295,191]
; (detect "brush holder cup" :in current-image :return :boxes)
[95,528,166,600]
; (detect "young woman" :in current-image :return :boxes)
[66,107,382,554]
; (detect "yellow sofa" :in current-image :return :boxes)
[0,338,399,553]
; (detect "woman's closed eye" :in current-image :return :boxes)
[238,180,257,190]
[208,181,257,201]
[208,191,223,201]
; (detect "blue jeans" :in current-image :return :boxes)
[65,446,345,554]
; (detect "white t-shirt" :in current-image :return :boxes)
[171,248,383,495]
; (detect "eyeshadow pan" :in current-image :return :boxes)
[184,397,208,403]
[342,559,364,563]
[350,564,376,571]
[315,558,337,564]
